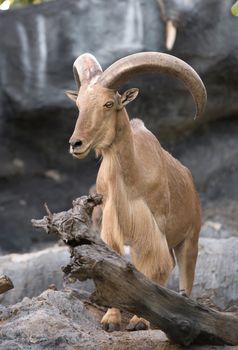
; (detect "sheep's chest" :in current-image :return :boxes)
[104,181,160,247]
[97,152,163,246]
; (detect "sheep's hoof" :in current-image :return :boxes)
[126,316,150,331]
[101,309,121,332]
[102,322,120,332]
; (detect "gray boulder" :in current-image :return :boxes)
[0,245,69,305]
[0,289,236,350]
[0,244,95,306]
[1,235,238,310]
[168,237,238,309]
[0,289,105,350]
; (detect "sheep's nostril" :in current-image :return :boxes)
[71,140,83,148]
[74,140,83,147]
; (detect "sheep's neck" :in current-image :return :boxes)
[101,108,136,186]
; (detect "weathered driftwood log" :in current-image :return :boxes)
[32,194,102,245]
[32,195,238,347]
[64,241,238,346]
[0,275,14,295]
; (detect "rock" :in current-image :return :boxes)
[0,0,238,252]
[1,235,237,311]
[168,237,238,309]
[0,288,170,350]
[200,221,235,239]
[0,289,102,349]
[0,289,236,350]
[0,244,95,306]
[0,0,237,131]
[0,246,69,305]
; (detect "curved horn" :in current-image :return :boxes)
[99,52,207,119]
[73,53,103,89]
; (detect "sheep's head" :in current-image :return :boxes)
[66,54,139,158]
[66,52,207,159]
[68,84,118,158]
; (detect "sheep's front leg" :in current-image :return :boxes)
[100,201,124,331]
[127,211,174,331]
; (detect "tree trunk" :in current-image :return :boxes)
[32,194,238,347]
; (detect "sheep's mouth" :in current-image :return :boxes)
[71,144,92,159]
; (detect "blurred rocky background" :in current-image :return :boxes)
[0,0,238,252]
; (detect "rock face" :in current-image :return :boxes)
[1,0,237,129]
[168,237,238,309]
[0,289,107,350]
[0,288,221,350]
[195,238,238,309]
[0,273,236,349]
[1,288,170,350]
[0,0,238,251]
[1,235,238,310]
[0,246,69,305]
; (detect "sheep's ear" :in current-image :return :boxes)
[65,90,78,102]
[120,88,139,107]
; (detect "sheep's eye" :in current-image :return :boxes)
[104,101,114,109]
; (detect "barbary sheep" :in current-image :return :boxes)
[66,52,206,331]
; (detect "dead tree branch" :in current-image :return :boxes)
[0,275,14,295]
[32,194,238,347]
